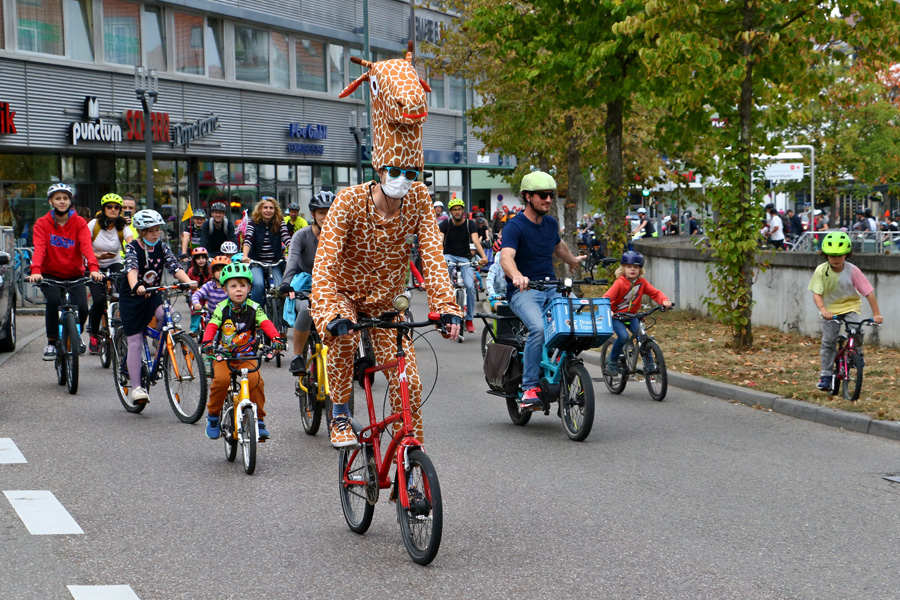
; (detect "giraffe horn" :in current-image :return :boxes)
[339,73,369,98]
[406,40,415,62]
[350,56,374,69]
[419,77,432,93]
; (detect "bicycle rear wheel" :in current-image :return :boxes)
[481,326,493,359]
[642,341,668,401]
[561,362,595,442]
[64,313,80,395]
[241,405,257,475]
[338,446,375,534]
[843,353,864,402]
[99,315,112,369]
[397,449,443,565]
[298,341,323,435]
[506,397,532,426]
[112,328,145,413]
[163,332,207,423]
[599,341,627,394]
[266,296,284,368]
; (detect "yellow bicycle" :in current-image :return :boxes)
[296,324,332,435]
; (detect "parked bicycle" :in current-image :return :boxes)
[215,346,272,475]
[249,259,286,367]
[826,315,879,402]
[111,282,207,422]
[41,277,89,395]
[477,275,611,442]
[338,296,445,565]
[599,305,673,401]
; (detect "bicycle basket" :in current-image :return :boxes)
[544,297,613,352]
[483,343,522,395]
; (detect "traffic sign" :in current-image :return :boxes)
[765,162,804,181]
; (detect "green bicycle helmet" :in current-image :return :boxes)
[219,262,254,285]
[821,231,851,256]
[447,198,465,209]
[520,171,557,192]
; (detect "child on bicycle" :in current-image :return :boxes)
[602,250,671,375]
[485,247,507,312]
[201,263,285,441]
[119,210,196,404]
[808,231,883,391]
[191,255,230,334]
[186,247,211,286]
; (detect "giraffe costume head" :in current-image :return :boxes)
[340,41,431,170]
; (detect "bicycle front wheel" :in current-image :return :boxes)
[339,446,375,534]
[64,313,80,395]
[560,362,595,442]
[642,341,668,401]
[55,342,67,386]
[99,316,112,369]
[397,449,443,565]
[844,353,864,402]
[222,400,237,462]
[163,332,207,423]
[240,405,258,475]
[298,341,323,435]
[599,341,627,394]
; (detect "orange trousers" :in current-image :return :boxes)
[207,359,267,419]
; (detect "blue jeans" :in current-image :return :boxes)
[445,255,476,321]
[250,264,283,305]
[509,288,562,390]
[609,317,641,363]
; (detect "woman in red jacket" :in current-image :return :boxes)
[28,183,102,360]
[602,250,671,375]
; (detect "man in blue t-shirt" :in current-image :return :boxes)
[501,171,585,409]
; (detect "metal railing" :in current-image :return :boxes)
[790,230,900,254]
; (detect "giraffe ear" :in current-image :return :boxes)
[339,73,369,98]
[419,77,432,93]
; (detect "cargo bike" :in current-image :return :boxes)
[476,276,612,441]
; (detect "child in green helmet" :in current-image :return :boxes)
[808,231,883,392]
[201,262,285,440]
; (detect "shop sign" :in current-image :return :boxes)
[70,97,122,145]
[172,113,220,147]
[287,123,326,154]
[0,102,17,134]
[415,16,445,46]
[123,110,171,142]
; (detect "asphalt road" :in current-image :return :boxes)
[2,305,900,600]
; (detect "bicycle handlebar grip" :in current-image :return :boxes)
[327,317,355,337]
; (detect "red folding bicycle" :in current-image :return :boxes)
[338,296,444,565]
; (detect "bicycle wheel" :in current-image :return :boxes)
[844,352,864,402]
[560,362,595,442]
[222,400,237,462]
[298,341,323,435]
[481,326,493,359]
[240,405,257,475]
[397,449,443,565]
[266,296,284,368]
[642,341,668,401]
[506,397,532,426]
[64,313,80,395]
[338,446,375,534]
[112,328,146,413]
[55,342,67,386]
[163,332,207,423]
[454,288,466,318]
[599,340,627,394]
[99,318,112,369]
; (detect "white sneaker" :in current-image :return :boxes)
[42,344,57,361]
[131,386,149,405]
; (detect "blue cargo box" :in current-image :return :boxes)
[544,297,613,350]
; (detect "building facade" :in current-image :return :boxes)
[0,0,512,243]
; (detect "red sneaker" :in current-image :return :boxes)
[519,387,541,409]
[89,335,100,354]
[465,320,475,333]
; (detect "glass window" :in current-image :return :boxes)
[328,44,345,96]
[234,25,269,84]
[104,0,140,65]
[154,160,176,184]
[297,165,312,185]
[449,76,466,111]
[348,48,364,99]
[0,2,5,48]
[449,170,463,187]
[61,156,91,182]
[276,165,294,183]
[174,12,204,75]
[176,160,188,183]
[206,18,224,79]
[435,170,448,188]
[314,165,333,189]
[244,163,258,185]
[65,0,93,61]
[229,162,244,184]
[296,38,327,92]
[271,32,289,89]
[258,164,275,186]
[430,71,445,109]
[336,167,349,185]
[17,0,64,55]
[143,6,165,70]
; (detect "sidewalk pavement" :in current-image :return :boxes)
[580,351,900,443]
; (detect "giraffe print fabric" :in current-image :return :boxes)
[310,182,462,442]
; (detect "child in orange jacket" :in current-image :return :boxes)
[603,250,671,375]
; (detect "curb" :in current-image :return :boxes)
[581,352,900,443]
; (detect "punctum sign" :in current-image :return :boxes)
[172,114,220,147]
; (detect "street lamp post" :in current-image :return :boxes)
[784,144,815,232]
[349,111,368,185]
[135,66,159,210]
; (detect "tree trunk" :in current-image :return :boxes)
[734,2,755,350]
[564,115,582,273]
[604,97,627,260]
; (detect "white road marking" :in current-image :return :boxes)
[3,490,84,534]
[0,438,27,463]
[67,585,141,599]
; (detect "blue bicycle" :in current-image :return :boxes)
[477,276,611,442]
[111,282,207,422]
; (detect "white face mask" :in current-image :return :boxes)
[382,175,413,199]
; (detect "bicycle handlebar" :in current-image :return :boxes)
[213,346,274,373]
[248,259,286,269]
[37,277,91,288]
[825,315,881,328]
[140,281,196,295]
[351,311,443,332]
[613,305,675,320]
[526,277,609,290]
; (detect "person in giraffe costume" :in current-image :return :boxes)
[311,41,463,448]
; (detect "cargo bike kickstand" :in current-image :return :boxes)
[476,275,612,442]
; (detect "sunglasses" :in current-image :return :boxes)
[532,191,555,200]
[104,204,121,210]
[385,167,420,181]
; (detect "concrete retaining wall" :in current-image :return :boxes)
[635,239,900,347]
